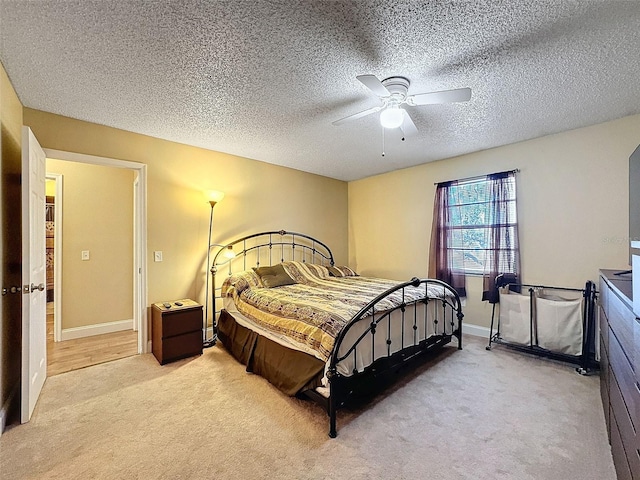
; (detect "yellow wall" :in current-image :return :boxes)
[46,160,134,329]
[349,114,640,329]
[0,61,23,429]
[23,109,349,312]
[45,178,55,197]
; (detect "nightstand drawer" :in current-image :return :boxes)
[152,300,202,338]
[157,330,203,365]
[159,310,202,338]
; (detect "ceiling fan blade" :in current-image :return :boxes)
[332,105,383,126]
[356,74,390,97]
[400,110,418,138]
[409,87,472,106]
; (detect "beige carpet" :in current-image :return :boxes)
[0,336,615,480]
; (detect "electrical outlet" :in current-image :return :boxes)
[81,250,90,261]
[154,251,163,262]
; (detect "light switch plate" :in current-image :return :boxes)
[154,251,163,262]
[81,250,90,261]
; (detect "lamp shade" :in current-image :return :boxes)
[206,190,225,205]
[380,106,404,129]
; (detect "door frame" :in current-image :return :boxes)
[133,176,142,334]
[43,149,148,353]
[45,173,63,342]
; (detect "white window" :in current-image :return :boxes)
[446,176,518,274]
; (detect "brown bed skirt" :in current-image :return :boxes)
[217,309,326,396]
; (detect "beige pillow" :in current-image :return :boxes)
[253,264,296,288]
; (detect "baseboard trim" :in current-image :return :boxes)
[0,383,19,436]
[60,319,134,341]
[462,323,491,339]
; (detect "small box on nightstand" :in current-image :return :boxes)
[151,299,203,365]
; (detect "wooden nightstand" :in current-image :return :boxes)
[151,299,203,365]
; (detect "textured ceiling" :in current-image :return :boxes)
[1,1,640,181]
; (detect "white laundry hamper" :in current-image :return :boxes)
[487,280,597,374]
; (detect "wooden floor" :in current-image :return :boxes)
[47,303,138,376]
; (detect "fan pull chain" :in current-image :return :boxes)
[381,127,385,157]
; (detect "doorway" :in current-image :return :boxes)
[43,149,148,375]
[44,174,61,340]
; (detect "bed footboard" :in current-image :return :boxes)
[326,277,463,438]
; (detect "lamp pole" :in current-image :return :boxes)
[203,191,224,348]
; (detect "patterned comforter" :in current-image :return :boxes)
[221,261,449,361]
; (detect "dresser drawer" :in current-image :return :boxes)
[608,289,636,367]
[610,334,640,429]
[600,337,610,435]
[610,372,640,477]
[600,276,610,321]
[634,319,640,377]
[600,306,609,356]
[611,410,634,480]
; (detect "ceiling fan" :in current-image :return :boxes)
[332,75,472,137]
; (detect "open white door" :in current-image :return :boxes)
[21,127,47,423]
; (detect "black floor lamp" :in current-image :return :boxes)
[203,190,224,348]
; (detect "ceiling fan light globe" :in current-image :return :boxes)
[380,107,404,129]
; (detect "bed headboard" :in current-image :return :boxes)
[209,230,335,324]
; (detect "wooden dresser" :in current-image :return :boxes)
[152,299,203,365]
[599,270,640,479]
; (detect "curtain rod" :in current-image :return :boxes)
[433,168,519,186]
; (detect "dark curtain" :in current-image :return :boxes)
[428,181,467,297]
[481,172,520,303]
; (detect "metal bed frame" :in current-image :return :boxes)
[486,279,598,375]
[210,230,464,437]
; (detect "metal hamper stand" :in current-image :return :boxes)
[486,276,598,375]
